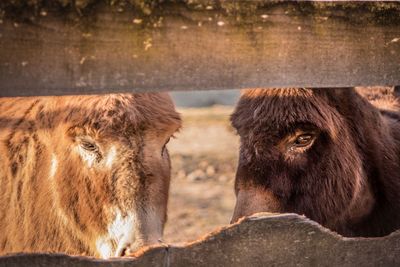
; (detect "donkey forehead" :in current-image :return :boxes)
[59,94,181,136]
[70,115,179,140]
[242,97,334,132]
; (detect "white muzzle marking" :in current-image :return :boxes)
[95,208,163,259]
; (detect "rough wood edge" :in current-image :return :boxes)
[1,1,399,18]
[0,213,399,266]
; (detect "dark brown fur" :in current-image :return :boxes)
[0,93,181,257]
[230,88,400,237]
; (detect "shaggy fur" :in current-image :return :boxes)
[230,87,400,237]
[0,93,181,257]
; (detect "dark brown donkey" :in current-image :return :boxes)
[230,88,400,237]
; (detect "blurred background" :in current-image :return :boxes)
[171,90,240,108]
[163,90,240,243]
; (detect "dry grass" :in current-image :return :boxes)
[163,106,239,243]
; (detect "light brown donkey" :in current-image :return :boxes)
[0,93,181,258]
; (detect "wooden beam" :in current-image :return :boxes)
[1,213,400,266]
[0,1,399,96]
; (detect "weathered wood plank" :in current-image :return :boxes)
[1,213,400,267]
[0,1,399,96]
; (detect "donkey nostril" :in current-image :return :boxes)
[120,247,127,257]
[116,246,127,257]
[124,247,134,256]
[116,244,131,257]
[117,244,136,257]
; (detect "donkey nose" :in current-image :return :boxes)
[116,242,139,257]
[115,245,127,257]
[116,238,165,257]
[115,244,142,257]
[118,246,132,257]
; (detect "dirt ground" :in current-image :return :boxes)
[163,106,239,244]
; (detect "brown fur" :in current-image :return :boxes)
[0,93,181,257]
[230,87,400,237]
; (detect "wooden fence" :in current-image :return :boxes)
[0,1,399,266]
[1,213,400,267]
[0,1,399,96]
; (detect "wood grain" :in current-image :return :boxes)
[1,213,400,267]
[0,1,399,96]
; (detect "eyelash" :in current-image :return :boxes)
[288,144,312,153]
[79,139,103,163]
[288,136,316,152]
[81,140,99,152]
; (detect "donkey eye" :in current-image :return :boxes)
[293,134,314,147]
[81,140,98,152]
